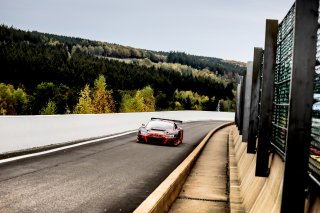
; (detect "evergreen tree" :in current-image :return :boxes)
[73,85,93,114]
[32,82,56,114]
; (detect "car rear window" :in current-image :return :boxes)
[146,120,174,130]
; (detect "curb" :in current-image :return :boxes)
[133,121,235,213]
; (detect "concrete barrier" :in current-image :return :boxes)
[229,125,283,212]
[229,125,320,213]
[133,122,234,213]
[0,111,234,155]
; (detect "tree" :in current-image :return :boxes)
[32,82,55,114]
[135,86,155,112]
[0,83,15,115]
[54,84,72,114]
[120,93,137,112]
[13,87,29,114]
[73,85,93,114]
[155,91,169,110]
[120,86,156,112]
[0,83,29,115]
[173,90,209,110]
[32,82,71,114]
[92,75,115,113]
[40,100,57,115]
[0,25,237,114]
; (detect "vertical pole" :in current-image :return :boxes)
[281,0,319,212]
[256,20,278,177]
[235,79,242,127]
[239,72,246,134]
[247,48,263,153]
[242,62,253,142]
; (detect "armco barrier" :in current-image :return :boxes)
[133,122,234,213]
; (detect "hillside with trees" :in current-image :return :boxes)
[0,25,240,115]
[166,51,245,76]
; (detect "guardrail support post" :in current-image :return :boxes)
[247,48,263,153]
[242,62,253,142]
[256,19,278,177]
[281,0,319,212]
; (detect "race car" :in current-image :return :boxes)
[137,118,183,146]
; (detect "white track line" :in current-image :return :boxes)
[0,130,137,164]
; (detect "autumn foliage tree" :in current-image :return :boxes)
[0,83,28,115]
[92,75,115,113]
[73,85,93,114]
[73,75,116,114]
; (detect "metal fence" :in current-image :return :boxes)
[271,4,295,157]
[236,0,319,211]
[309,6,320,183]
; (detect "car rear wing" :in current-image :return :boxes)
[151,117,183,124]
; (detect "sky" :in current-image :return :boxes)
[0,0,295,62]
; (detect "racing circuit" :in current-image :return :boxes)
[0,112,232,212]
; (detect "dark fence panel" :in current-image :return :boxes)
[309,5,320,186]
[271,4,295,157]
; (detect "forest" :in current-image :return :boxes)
[0,25,243,115]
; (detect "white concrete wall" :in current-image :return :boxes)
[0,111,234,154]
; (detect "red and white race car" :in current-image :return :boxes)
[137,118,183,146]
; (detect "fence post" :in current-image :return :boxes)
[281,0,319,211]
[239,72,246,134]
[237,75,244,132]
[235,78,242,127]
[247,48,263,153]
[242,62,253,142]
[256,19,278,177]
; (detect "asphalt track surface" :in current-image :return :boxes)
[0,120,227,213]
